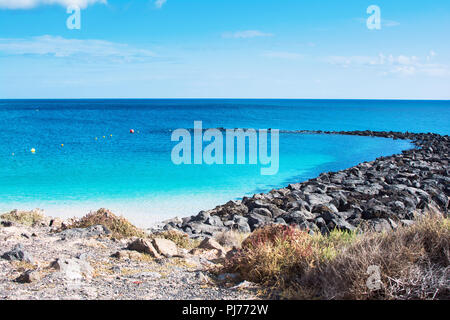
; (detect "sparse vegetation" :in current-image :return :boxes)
[214,230,250,248]
[0,210,46,227]
[223,215,450,300]
[153,229,201,250]
[63,208,147,239]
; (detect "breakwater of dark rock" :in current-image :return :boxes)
[160,130,449,237]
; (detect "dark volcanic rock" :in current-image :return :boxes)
[1,244,34,263]
[205,215,224,227]
[232,215,251,233]
[56,225,111,240]
[163,131,449,236]
[250,208,272,218]
[247,213,271,231]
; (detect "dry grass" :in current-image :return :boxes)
[223,225,317,285]
[152,229,201,250]
[222,216,450,300]
[302,215,450,300]
[64,208,147,239]
[214,230,250,249]
[0,209,46,227]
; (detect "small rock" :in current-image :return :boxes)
[51,258,93,281]
[112,250,143,261]
[195,271,210,284]
[110,266,121,273]
[225,247,239,260]
[198,237,225,253]
[1,221,12,228]
[49,218,63,229]
[230,280,257,290]
[1,244,34,264]
[400,219,416,227]
[77,252,92,260]
[217,273,239,282]
[368,218,392,232]
[16,270,41,284]
[135,272,162,280]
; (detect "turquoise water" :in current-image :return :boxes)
[0,100,448,226]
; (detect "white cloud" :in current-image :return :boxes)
[0,0,106,9]
[155,0,166,8]
[328,52,450,77]
[327,54,385,67]
[262,51,302,60]
[427,50,437,62]
[222,30,273,39]
[0,35,156,61]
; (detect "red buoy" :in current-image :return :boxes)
[130,129,135,134]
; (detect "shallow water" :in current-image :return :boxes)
[0,99,448,226]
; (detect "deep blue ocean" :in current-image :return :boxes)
[0,99,448,226]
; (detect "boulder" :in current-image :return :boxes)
[184,222,225,236]
[306,193,333,207]
[152,238,178,257]
[232,216,251,233]
[354,184,383,196]
[331,218,357,232]
[205,215,224,227]
[274,217,287,225]
[247,213,271,231]
[192,211,210,223]
[313,203,339,220]
[284,199,311,212]
[315,217,329,234]
[127,238,161,258]
[250,208,272,218]
[214,200,249,217]
[368,218,392,232]
[362,205,391,219]
[281,211,307,225]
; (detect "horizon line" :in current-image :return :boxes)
[1,98,449,101]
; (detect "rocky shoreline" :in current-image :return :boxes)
[158,130,449,238]
[1,129,448,300]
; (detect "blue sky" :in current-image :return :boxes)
[0,0,449,99]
